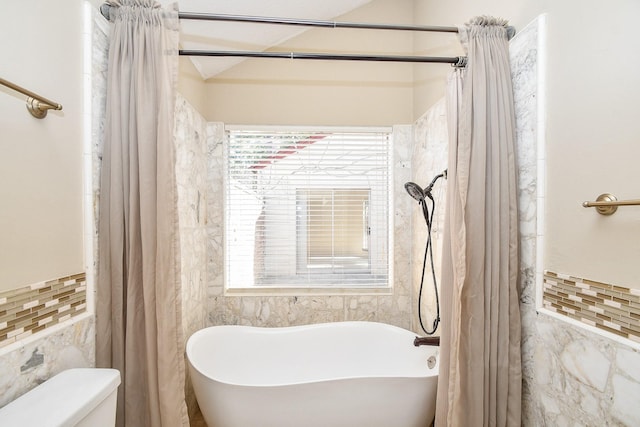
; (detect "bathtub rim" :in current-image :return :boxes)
[186,321,439,388]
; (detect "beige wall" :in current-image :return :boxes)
[199,0,640,289]
[199,0,415,126]
[2,0,636,295]
[0,0,85,291]
[412,0,542,117]
[413,0,640,289]
[178,56,209,116]
[193,0,640,289]
[543,0,640,288]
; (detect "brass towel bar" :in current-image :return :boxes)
[582,193,640,216]
[0,77,62,119]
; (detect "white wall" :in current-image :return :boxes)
[543,0,640,288]
[200,0,415,126]
[195,0,640,289]
[0,0,86,291]
[412,0,542,117]
[412,0,640,289]
[0,1,96,408]
[178,56,209,117]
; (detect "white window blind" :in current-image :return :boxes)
[225,127,391,289]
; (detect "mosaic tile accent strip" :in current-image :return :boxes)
[543,271,640,343]
[0,273,87,348]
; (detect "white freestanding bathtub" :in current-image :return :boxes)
[186,321,438,427]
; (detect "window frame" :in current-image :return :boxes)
[223,125,394,296]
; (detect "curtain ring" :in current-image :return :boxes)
[452,56,467,68]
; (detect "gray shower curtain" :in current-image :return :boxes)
[96,1,189,426]
[435,17,522,427]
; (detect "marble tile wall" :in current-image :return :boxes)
[508,17,540,424]
[90,4,109,289]
[205,124,415,331]
[0,314,94,408]
[175,93,208,341]
[531,311,640,425]
[411,98,448,335]
[511,15,640,426]
[174,94,208,419]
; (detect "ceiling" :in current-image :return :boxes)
[177,0,373,80]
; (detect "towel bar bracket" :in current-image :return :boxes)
[582,193,640,216]
[26,97,60,119]
[0,77,63,119]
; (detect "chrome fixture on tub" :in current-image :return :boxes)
[414,336,440,347]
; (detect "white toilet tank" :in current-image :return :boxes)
[0,368,120,427]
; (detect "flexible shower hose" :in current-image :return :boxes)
[417,193,440,335]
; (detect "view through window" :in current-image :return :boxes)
[225,127,391,289]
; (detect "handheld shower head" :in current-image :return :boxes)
[423,170,447,195]
[404,169,447,203]
[404,182,425,202]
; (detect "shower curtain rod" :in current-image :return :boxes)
[178,12,460,34]
[99,4,473,65]
[179,49,467,66]
[99,5,459,33]
[179,12,515,39]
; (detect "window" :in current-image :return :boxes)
[225,126,391,290]
[296,188,370,273]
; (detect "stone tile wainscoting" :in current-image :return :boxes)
[0,274,87,349]
[510,15,640,426]
[543,271,640,343]
[0,273,94,408]
[411,98,447,335]
[174,93,209,420]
